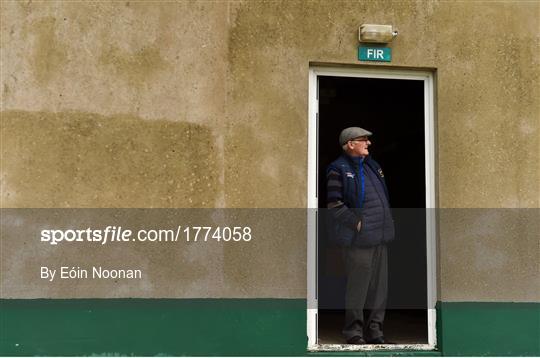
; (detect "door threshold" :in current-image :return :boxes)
[309,343,436,352]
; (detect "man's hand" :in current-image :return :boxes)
[356,220,362,232]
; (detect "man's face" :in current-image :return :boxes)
[348,136,371,157]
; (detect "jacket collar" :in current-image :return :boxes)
[342,153,368,167]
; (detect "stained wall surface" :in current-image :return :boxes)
[1,1,538,301]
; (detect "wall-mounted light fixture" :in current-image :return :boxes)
[359,24,398,43]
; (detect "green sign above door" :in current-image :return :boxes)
[358,46,392,62]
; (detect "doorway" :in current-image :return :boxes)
[307,67,437,351]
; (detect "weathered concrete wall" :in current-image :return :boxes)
[1,1,538,301]
[1,2,229,208]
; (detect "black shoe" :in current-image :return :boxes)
[346,336,366,344]
[366,336,391,344]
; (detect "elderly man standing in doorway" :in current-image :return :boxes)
[326,127,395,345]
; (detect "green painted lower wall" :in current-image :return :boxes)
[1,299,306,356]
[437,302,539,356]
[0,300,538,356]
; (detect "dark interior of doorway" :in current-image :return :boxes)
[317,75,428,345]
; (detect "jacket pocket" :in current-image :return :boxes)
[326,213,355,247]
[338,224,356,247]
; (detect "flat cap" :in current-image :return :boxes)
[339,127,373,146]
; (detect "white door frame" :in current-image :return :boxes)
[307,66,437,351]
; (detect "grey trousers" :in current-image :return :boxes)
[342,244,388,341]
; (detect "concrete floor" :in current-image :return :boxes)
[318,309,428,345]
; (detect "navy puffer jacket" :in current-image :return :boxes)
[326,154,395,247]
